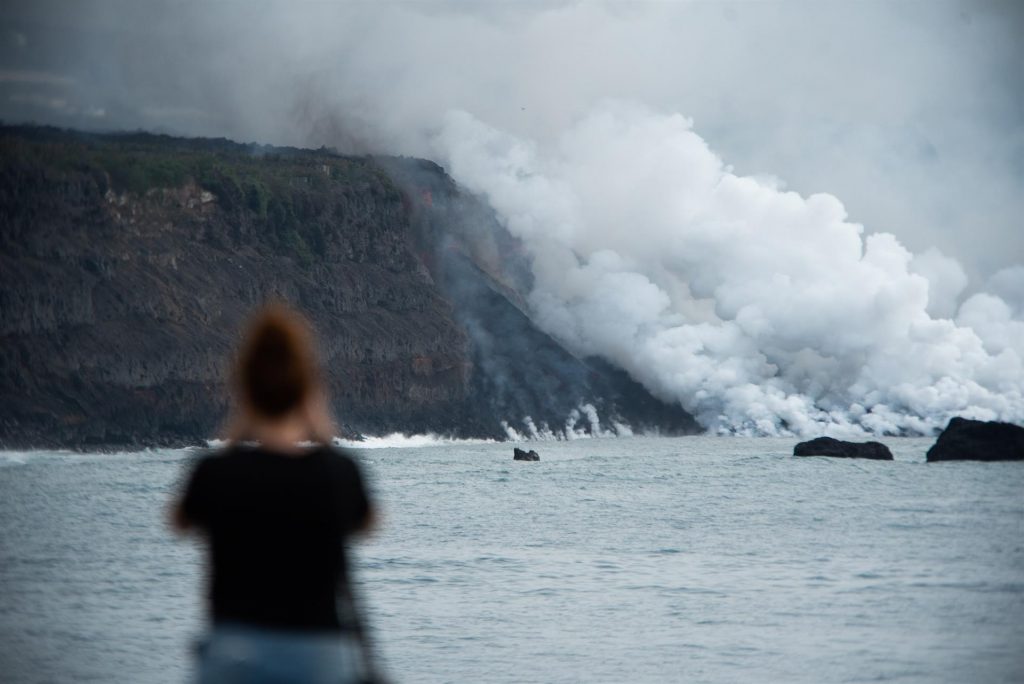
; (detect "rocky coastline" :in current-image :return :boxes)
[0,125,698,449]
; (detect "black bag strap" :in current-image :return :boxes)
[337,582,390,684]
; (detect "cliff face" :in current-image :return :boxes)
[380,157,699,439]
[0,126,697,448]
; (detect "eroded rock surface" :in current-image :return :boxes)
[513,448,539,461]
[926,417,1024,462]
[794,437,893,460]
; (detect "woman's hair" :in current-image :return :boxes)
[234,303,320,420]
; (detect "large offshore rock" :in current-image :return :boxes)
[926,417,1024,462]
[793,437,893,460]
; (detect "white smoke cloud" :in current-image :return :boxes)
[433,102,1024,436]
[501,403,630,441]
[910,248,968,319]
[986,266,1024,317]
[5,1,1022,435]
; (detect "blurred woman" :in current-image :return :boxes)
[172,304,376,684]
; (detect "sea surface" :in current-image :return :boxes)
[1,436,1022,683]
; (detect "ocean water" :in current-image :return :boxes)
[1,436,1022,683]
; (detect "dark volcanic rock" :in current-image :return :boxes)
[513,448,539,461]
[926,417,1024,462]
[0,125,700,448]
[1,126,469,448]
[793,437,893,460]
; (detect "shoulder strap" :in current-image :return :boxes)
[337,582,390,684]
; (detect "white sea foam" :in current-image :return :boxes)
[335,433,497,450]
[0,452,37,467]
[0,447,196,467]
[205,436,497,451]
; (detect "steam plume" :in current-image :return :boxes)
[4,1,1022,434]
[433,103,1023,436]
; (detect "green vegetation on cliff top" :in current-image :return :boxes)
[0,124,401,265]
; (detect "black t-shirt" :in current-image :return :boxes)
[180,444,371,632]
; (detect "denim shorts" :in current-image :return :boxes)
[194,622,363,684]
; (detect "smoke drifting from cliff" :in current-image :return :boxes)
[434,103,1024,435]
[3,1,1023,434]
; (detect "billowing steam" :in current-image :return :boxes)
[6,1,1022,435]
[434,103,1024,436]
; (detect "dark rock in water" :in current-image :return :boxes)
[513,447,539,461]
[926,417,1024,462]
[793,437,893,460]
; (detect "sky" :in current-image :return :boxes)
[2,0,1022,435]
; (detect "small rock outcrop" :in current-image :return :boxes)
[793,437,893,460]
[513,447,540,461]
[926,417,1024,462]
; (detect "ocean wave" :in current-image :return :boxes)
[0,447,197,467]
[335,433,498,450]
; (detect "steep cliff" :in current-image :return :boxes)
[0,125,697,448]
